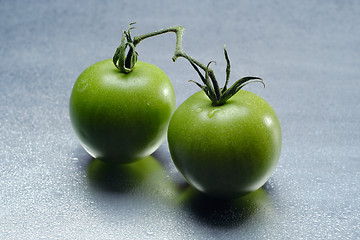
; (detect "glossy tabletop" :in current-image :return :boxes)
[1,0,359,239]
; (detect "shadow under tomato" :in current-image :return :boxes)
[87,156,162,193]
[178,186,271,228]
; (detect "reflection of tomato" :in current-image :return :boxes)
[168,90,282,198]
[87,156,180,200]
[70,59,176,163]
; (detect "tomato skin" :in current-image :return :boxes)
[167,90,281,198]
[70,59,176,163]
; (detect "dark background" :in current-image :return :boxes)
[1,0,359,239]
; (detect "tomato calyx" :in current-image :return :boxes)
[188,46,264,106]
[113,22,138,73]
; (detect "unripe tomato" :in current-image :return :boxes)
[168,90,281,198]
[70,59,176,163]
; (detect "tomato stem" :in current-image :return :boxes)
[113,23,263,105]
[113,24,185,74]
[133,26,184,61]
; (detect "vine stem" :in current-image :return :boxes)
[131,26,221,100]
[115,24,263,106]
[133,26,184,62]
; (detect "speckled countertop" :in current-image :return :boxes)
[1,0,359,239]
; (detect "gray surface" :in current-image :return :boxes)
[1,0,359,239]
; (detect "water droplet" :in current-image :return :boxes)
[207,108,220,118]
[196,107,202,113]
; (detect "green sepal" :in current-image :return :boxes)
[113,23,138,73]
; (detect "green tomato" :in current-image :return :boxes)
[167,90,281,198]
[70,59,176,163]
